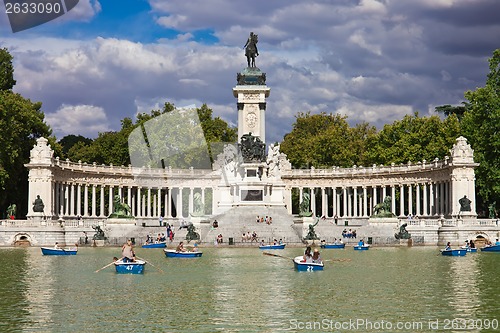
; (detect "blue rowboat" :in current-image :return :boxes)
[293,256,324,271]
[164,249,203,258]
[354,245,370,251]
[259,244,286,250]
[114,260,146,274]
[441,249,466,256]
[41,247,78,255]
[321,243,345,249]
[461,246,477,253]
[480,245,500,252]
[141,242,167,249]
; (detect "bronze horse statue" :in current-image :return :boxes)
[244,32,259,68]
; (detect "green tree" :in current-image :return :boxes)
[0,48,16,91]
[0,91,53,217]
[59,135,93,158]
[461,49,500,212]
[280,112,376,168]
[364,113,460,165]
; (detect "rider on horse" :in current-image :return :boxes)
[244,32,259,68]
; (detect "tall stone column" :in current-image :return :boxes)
[100,186,105,217]
[408,184,413,216]
[84,184,89,217]
[92,185,96,217]
[416,184,421,216]
[362,187,367,217]
[391,185,396,215]
[70,183,75,216]
[429,182,435,216]
[399,184,405,217]
[233,69,270,143]
[342,187,347,218]
[422,183,428,216]
[353,187,358,217]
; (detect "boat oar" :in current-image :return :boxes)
[95,258,120,273]
[262,252,293,260]
[136,257,165,273]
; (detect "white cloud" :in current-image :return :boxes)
[45,104,111,137]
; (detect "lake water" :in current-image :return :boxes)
[0,246,499,333]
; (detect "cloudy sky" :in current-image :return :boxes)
[1,0,499,143]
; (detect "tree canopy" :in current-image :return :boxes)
[280,112,377,168]
[0,48,16,91]
[280,111,460,169]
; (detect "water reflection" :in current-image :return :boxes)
[0,246,499,332]
[446,252,480,319]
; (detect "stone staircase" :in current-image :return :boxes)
[198,206,303,245]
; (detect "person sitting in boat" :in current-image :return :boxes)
[469,240,475,248]
[358,239,365,247]
[121,239,136,262]
[146,234,151,244]
[312,249,323,264]
[260,240,265,246]
[54,242,60,249]
[176,241,187,252]
[444,242,452,251]
[320,239,326,246]
[191,242,199,252]
[303,246,313,263]
[463,240,470,249]
[335,238,343,245]
[496,238,500,246]
[279,239,284,245]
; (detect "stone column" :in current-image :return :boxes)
[321,187,327,217]
[423,183,428,216]
[77,183,82,217]
[70,183,75,216]
[391,185,396,215]
[100,186,105,217]
[157,188,162,217]
[353,187,358,217]
[332,187,337,217]
[416,184,421,217]
[362,186,368,217]
[342,187,347,218]
[84,184,89,217]
[177,187,183,218]
[166,188,171,218]
[109,186,114,216]
[137,187,142,217]
[92,185,96,217]
[429,182,435,216]
[147,188,152,217]
[408,184,413,216]
[127,187,132,211]
[399,184,405,217]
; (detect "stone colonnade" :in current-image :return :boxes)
[26,136,478,220]
[51,181,214,219]
[285,182,452,218]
